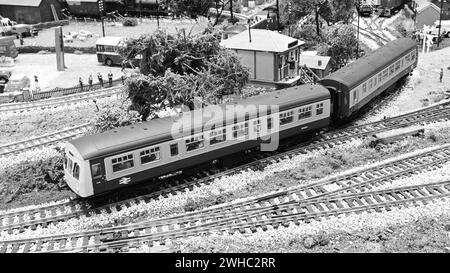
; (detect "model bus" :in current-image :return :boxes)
[96,36,125,66]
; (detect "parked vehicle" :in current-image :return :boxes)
[4,73,30,93]
[11,24,32,37]
[0,17,14,36]
[65,38,418,197]
[434,20,450,38]
[96,36,125,66]
[359,5,373,16]
[0,36,18,59]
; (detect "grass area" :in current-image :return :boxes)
[14,18,209,48]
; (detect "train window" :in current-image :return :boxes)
[267,117,273,130]
[389,65,394,76]
[353,91,357,104]
[316,103,324,115]
[298,106,312,120]
[401,59,404,68]
[68,158,73,174]
[363,83,367,93]
[185,135,204,152]
[170,143,179,156]
[280,111,294,125]
[410,51,416,60]
[112,154,135,173]
[91,163,103,179]
[73,163,80,180]
[383,69,388,80]
[140,147,161,165]
[232,122,249,139]
[253,120,261,133]
[210,128,227,145]
[405,54,410,63]
[395,61,400,71]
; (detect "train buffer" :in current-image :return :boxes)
[370,127,425,147]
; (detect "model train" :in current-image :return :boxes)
[64,38,418,197]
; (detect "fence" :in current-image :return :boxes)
[30,76,126,101]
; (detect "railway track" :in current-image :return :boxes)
[1,181,448,252]
[0,86,125,115]
[1,100,450,234]
[0,123,91,158]
[2,128,450,236]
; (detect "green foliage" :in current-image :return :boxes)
[393,14,416,38]
[90,105,142,133]
[317,24,358,71]
[120,29,249,120]
[0,148,67,204]
[290,24,322,50]
[122,18,138,27]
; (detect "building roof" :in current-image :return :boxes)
[0,0,42,6]
[414,0,440,13]
[299,55,331,70]
[71,84,330,160]
[220,29,304,53]
[96,36,124,46]
[66,0,100,3]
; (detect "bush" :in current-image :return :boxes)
[123,18,138,27]
[32,20,69,30]
[90,105,142,133]
[0,148,67,203]
[18,46,96,54]
[393,14,416,38]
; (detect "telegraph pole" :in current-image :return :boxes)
[156,0,160,29]
[356,0,361,59]
[98,0,105,37]
[276,0,280,31]
[230,0,234,22]
[438,0,444,47]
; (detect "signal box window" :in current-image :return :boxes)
[140,147,161,165]
[389,65,394,76]
[91,163,103,179]
[373,76,377,87]
[186,135,204,151]
[316,103,324,115]
[279,111,294,125]
[112,154,135,173]
[298,106,312,120]
[73,163,80,180]
[170,143,179,156]
[253,120,261,133]
[362,83,367,93]
[210,129,226,145]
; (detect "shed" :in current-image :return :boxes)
[0,0,62,24]
[220,29,305,89]
[407,0,443,29]
[299,54,332,79]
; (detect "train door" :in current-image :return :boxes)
[325,86,339,119]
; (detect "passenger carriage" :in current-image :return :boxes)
[65,85,331,197]
[319,38,418,121]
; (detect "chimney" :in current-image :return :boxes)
[318,60,322,67]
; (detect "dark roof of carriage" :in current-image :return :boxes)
[319,38,417,89]
[70,84,330,160]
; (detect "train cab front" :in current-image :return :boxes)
[64,143,94,198]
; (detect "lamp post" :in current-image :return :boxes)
[356,0,361,59]
[156,0,160,29]
[276,0,280,32]
[437,0,445,47]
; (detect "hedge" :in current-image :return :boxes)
[32,20,70,30]
[18,45,96,54]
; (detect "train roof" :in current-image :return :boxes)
[319,38,417,89]
[70,84,330,160]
